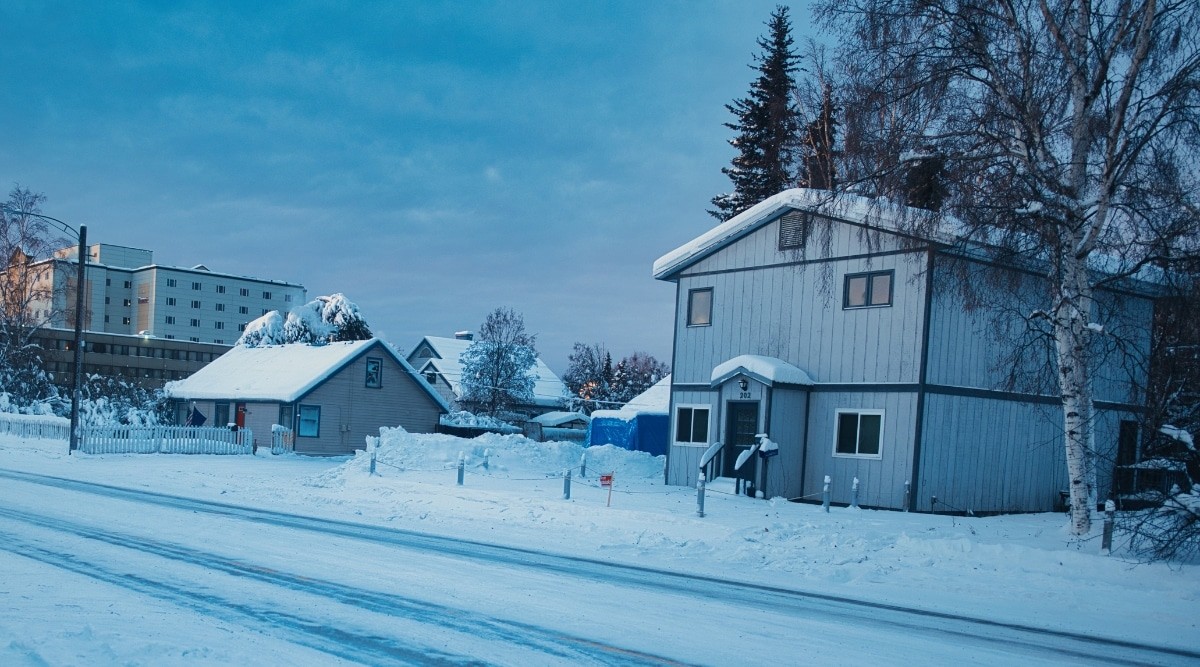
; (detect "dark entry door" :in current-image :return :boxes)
[724,402,759,481]
[235,403,247,429]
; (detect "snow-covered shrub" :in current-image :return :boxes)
[238,293,371,347]
[1125,484,1200,563]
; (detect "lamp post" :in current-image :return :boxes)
[0,206,87,453]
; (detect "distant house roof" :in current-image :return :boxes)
[621,375,671,415]
[411,335,566,408]
[166,338,450,411]
[531,411,589,427]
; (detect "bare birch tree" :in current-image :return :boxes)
[816,0,1200,534]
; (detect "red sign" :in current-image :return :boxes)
[599,474,613,488]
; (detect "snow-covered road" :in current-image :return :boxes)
[2,467,1193,666]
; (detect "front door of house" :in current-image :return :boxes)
[724,402,759,484]
[235,403,247,429]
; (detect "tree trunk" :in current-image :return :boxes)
[1055,251,1097,535]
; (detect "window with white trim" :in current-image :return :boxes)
[834,409,884,457]
[687,288,713,327]
[675,405,710,444]
[844,270,893,308]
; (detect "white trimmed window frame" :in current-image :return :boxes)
[832,408,885,459]
[674,404,712,446]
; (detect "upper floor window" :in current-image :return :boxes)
[165,316,176,324]
[365,357,382,388]
[215,303,225,312]
[284,294,293,302]
[835,409,884,458]
[215,285,226,294]
[238,306,248,314]
[262,291,272,300]
[166,278,177,288]
[191,281,202,291]
[123,280,132,288]
[191,300,201,309]
[687,288,713,327]
[778,211,810,250]
[844,270,893,308]
[166,297,176,306]
[240,288,249,297]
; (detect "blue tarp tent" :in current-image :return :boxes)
[586,411,669,457]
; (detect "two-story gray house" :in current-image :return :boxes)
[653,189,1152,513]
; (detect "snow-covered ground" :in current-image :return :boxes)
[1,428,1197,665]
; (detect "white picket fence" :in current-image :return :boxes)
[0,413,71,441]
[79,426,254,455]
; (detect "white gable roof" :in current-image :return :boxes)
[166,338,449,410]
[412,336,567,408]
[711,355,814,387]
[621,374,671,415]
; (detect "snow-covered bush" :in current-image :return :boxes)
[238,293,371,347]
[1125,484,1200,563]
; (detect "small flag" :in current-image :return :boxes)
[185,406,207,426]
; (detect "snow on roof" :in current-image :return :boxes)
[165,338,449,411]
[531,411,589,427]
[414,336,567,408]
[710,355,814,387]
[653,189,934,279]
[621,374,671,415]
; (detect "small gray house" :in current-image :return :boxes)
[166,338,449,455]
[654,189,1153,512]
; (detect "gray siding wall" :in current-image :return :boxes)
[764,387,808,499]
[666,388,717,486]
[803,391,918,509]
[294,352,442,456]
[179,399,278,450]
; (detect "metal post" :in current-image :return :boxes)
[457,452,465,486]
[483,448,490,471]
[580,452,586,478]
[822,475,831,512]
[369,448,377,476]
[903,480,911,512]
[697,470,706,518]
[1101,499,1115,555]
[851,477,860,509]
[563,468,571,500]
[69,224,86,454]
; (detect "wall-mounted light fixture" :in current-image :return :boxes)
[738,378,749,391]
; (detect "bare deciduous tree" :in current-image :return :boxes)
[817,0,1200,533]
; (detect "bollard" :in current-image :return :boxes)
[563,468,572,500]
[369,448,377,476]
[457,451,465,486]
[580,452,587,478]
[851,477,860,509]
[697,470,707,518]
[1101,499,1115,555]
[903,480,911,512]
[483,448,490,471]
[822,475,831,512]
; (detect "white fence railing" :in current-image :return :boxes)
[271,425,294,454]
[0,413,71,441]
[79,426,253,455]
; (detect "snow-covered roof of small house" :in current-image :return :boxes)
[711,355,814,387]
[410,335,567,408]
[621,374,671,415]
[531,411,589,427]
[165,338,449,411]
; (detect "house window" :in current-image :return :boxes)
[215,303,225,312]
[238,306,248,314]
[122,317,131,325]
[844,271,893,308]
[262,291,272,300]
[166,278,177,287]
[239,288,249,297]
[778,210,810,250]
[215,321,225,330]
[192,282,202,291]
[190,318,200,327]
[166,297,176,306]
[279,405,294,431]
[215,403,230,427]
[675,405,710,444]
[123,298,131,307]
[297,405,320,437]
[687,288,713,327]
[834,410,884,458]
[165,316,176,325]
[191,300,201,309]
[365,357,382,388]
[216,285,226,294]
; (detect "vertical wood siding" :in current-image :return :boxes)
[764,387,808,499]
[666,389,716,486]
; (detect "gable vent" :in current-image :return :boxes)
[778,211,810,250]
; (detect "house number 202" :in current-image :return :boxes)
[739,391,752,399]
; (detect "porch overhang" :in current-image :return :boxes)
[710,355,815,388]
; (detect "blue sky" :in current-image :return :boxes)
[2,1,815,372]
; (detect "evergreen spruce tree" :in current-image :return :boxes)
[799,82,838,191]
[710,5,801,221]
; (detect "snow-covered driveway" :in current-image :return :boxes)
[2,467,1193,666]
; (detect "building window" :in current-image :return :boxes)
[674,405,710,444]
[165,316,176,325]
[297,405,320,437]
[214,403,230,427]
[166,334,175,340]
[215,303,225,312]
[279,405,294,431]
[262,309,269,315]
[104,315,110,323]
[215,321,224,330]
[123,298,131,307]
[192,282,202,290]
[122,317,131,325]
[166,278,177,287]
[216,285,226,294]
[166,297,176,306]
[189,336,199,342]
[191,300,201,309]
[687,288,713,327]
[123,280,131,288]
[238,323,247,332]
[365,357,382,388]
[262,291,272,300]
[238,306,248,314]
[778,210,810,250]
[105,297,110,305]
[285,294,293,302]
[834,410,884,458]
[214,339,224,344]
[190,318,200,327]
[240,288,249,297]
[844,270,893,308]
[106,278,111,286]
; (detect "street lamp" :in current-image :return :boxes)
[0,206,87,454]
